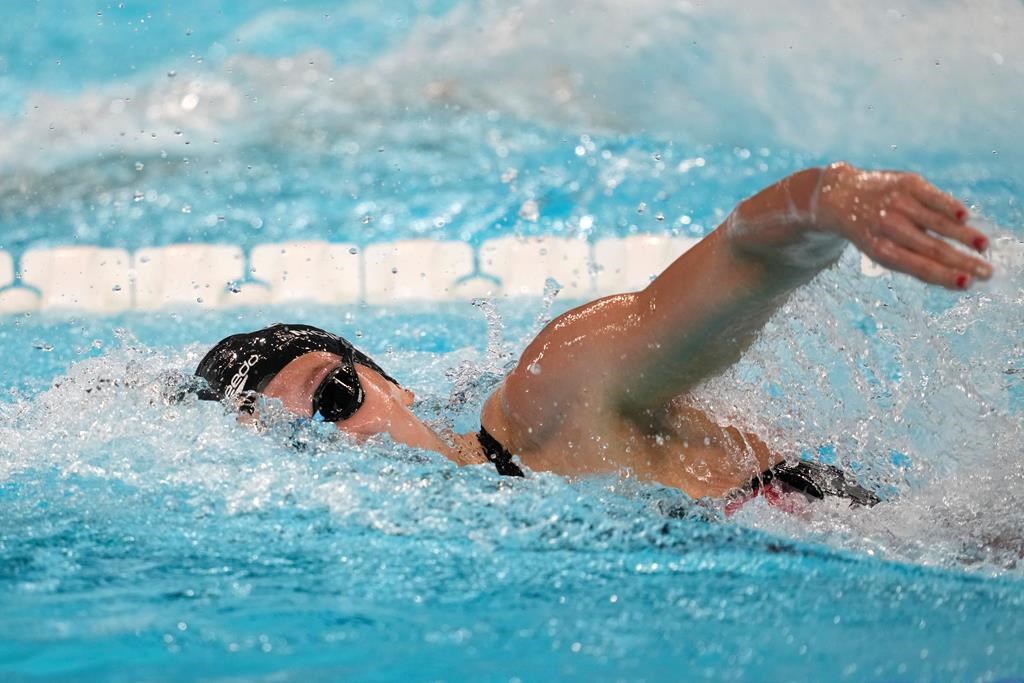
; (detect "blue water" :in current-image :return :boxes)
[3,2,1024,681]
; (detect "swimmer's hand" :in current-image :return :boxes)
[813,163,992,290]
[727,163,992,289]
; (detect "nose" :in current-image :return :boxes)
[398,386,416,406]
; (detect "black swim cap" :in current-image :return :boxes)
[194,323,398,412]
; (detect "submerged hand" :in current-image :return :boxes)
[815,162,993,290]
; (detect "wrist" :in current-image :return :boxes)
[810,161,856,234]
[725,165,848,269]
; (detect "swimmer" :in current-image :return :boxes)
[194,163,993,510]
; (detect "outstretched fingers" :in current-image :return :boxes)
[868,238,971,290]
[878,211,993,282]
[891,191,989,253]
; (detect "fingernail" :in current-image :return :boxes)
[974,262,993,279]
[973,236,988,252]
[955,274,969,289]
[956,208,967,222]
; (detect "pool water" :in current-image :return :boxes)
[2,1,1024,681]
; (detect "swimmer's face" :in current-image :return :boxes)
[258,352,446,452]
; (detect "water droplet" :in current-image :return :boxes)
[167,70,177,78]
[181,205,191,213]
[528,363,542,375]
[134,162,144,171]
[33,341,54,352]
[111,284,123,292]
[655,212,665,222]
[518,199,539,222]
[390,267,399,274]
[227,281,241,293]
[348,247,359,255]
[133,191,144,202]
[636,202,647,214]
[653,153,662,161]
[361,215,373,224]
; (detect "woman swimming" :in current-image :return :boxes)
[194,163,993,508]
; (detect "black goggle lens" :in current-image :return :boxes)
[311,364,364,422]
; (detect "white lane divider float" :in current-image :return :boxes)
[0,235,712,314]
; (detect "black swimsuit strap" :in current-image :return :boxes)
[477,426,525,478]
[748,460,880,507]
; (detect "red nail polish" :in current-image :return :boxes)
[956,274,969,289]
[973,236,988,251]
[955,208,967,222]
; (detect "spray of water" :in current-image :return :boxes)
[3,0,1022,174]
[700,226,1024,571]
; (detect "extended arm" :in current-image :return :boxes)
[485,164,992,450]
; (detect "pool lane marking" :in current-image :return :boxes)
[0,235,708,313]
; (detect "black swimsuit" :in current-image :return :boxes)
[745,460,880,507]
[477,425,879,506]
[477,426,525,477]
